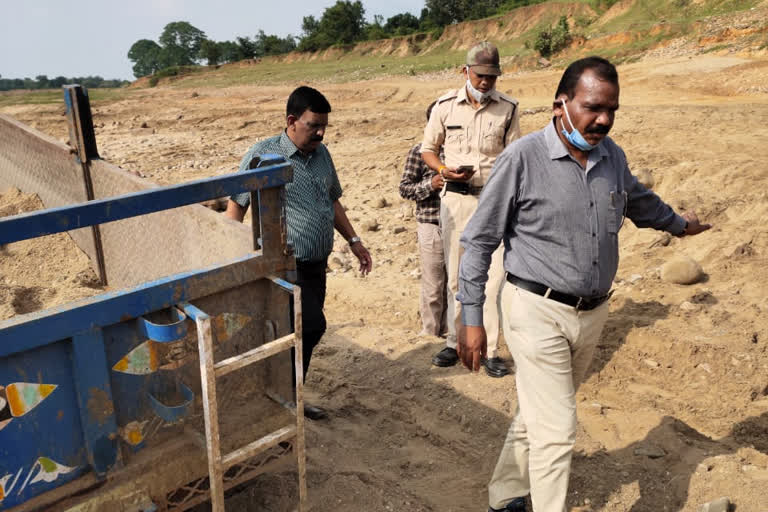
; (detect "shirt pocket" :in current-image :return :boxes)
[446,127,468,154]
[480,121,506,155]
[606,190,627,234]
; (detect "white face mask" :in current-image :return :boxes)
[465,67,493,103]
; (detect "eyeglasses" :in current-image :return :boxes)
[296,118,327,132]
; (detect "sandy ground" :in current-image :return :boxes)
[2,50,768,511]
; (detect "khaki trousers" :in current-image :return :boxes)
[489,283,609,512]
[440,190,505,357]
[417,222,448,336]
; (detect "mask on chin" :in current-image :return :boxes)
[465,67,493,103]
[560,98,597,151]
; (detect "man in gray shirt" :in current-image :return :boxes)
[457,57,710,512]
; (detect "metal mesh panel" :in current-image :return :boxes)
[88,159,254,288]
[0,114,98,265]
[0,114,255,289]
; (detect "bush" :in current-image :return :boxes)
[147,65,202,87]
[533,16,571,58]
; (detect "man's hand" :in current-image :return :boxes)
[681,211,712,236]
[441,167,475,182]
[457,324,487,372]
[430,173,445,190]
[350,242,372,276]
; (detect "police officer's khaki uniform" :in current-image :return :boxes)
[421,86,520,357]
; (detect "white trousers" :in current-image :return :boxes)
[489,283,609,512]
[440,190,506,357]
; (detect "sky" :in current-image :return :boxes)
[0,0,423,81]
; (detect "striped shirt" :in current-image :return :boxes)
[231,131,342,262]
[458,120,686,326]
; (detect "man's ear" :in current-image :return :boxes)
[286,114,298,130]
[553,96,566,116]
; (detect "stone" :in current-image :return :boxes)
[644,359,660,368]
[661,255,704,285]
[697,497,730,512]
[629,274,643,284]
[633,444,666,459]
[374,197,389,208]
[393,226,406,234]
[680,301,699,311]
[363,220,380,232]
[635,168,655,189]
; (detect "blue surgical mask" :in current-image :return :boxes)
[560,98,596,151]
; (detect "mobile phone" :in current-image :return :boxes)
[457,165,474,175]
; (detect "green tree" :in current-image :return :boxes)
[298,1,366,51]
[217,41,241,63]
[384,12,420,36]
[199,39,221,65]
[158,21,206,66]
[50,76,68,88]
[127,39,164,77]
[533,16,571,58]
[365,14,388,40]
[235,36,257,59]
[35,75,49,89]
[254,30,297,56]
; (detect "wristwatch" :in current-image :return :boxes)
[348,236,361,246]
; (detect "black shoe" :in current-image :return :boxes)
[432,347,459,367]
[303,404,327,421]
[484,357,510,378]
[489,496,527,512]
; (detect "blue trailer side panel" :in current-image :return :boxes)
[0,341,88,508]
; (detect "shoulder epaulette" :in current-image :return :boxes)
[496,91,519,105]
[436,89,459,104]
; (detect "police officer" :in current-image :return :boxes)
[420,41,521,377]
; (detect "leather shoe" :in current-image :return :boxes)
[488,496,527,512]
[303,404,327,421]
[484,357,510,378]
[432,347,459,367]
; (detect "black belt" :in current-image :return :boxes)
[506,274,612,311]
[445,182,483,196]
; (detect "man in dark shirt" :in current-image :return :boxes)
[457,57,711,511]
[399,101,447,338]
[226,86,372,420]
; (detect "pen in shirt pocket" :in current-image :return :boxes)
[610,190,615,206]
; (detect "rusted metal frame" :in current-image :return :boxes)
[261,275,306,508]
[162,447,294,511]
[220,425,296,469]
[181,278,304,511]
[258,186,288,261]
[71,327,121,477]
[64,84,108,285]
[213,333,295,378]
[247,156,262,251]
[0,253,289,356]
[292,283,307,510]
[181,302,225,512]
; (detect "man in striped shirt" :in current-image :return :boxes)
[226,86,372,420]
